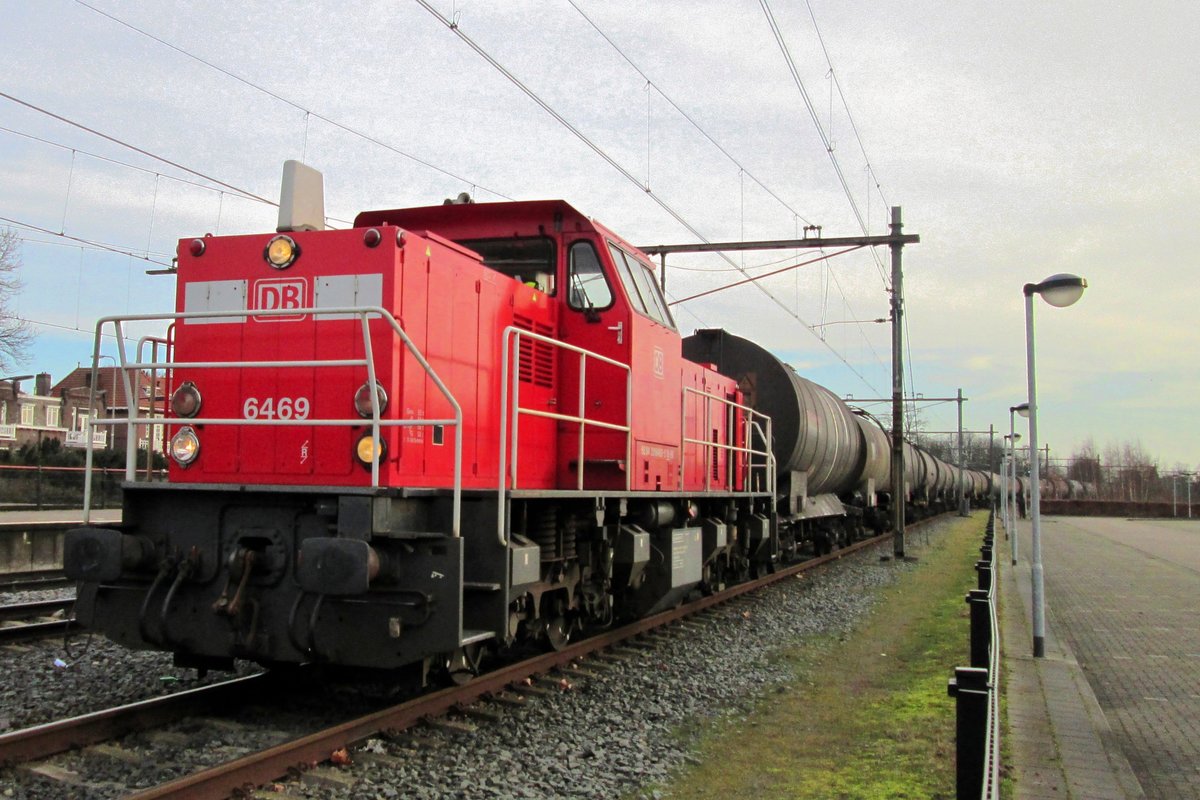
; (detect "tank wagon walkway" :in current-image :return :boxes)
[1000,515,1200,799]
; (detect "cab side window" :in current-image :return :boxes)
[607,242,649,315]
[568,241,613,312]
[607,243,675,328]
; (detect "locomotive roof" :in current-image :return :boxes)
[355,199,596,239]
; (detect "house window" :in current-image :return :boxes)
[47,406,61,428]
[20,404,34,426]
[1,401,6,424]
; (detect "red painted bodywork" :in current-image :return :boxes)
[169,200,742,493]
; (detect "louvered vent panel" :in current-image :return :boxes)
[513,315,555,388]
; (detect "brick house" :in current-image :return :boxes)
[50,367,166,452]
[0,373,75,450]
[0,368,165,453]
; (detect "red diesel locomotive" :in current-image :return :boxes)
[65,162,988,682]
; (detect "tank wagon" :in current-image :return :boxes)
[64,163,988,684]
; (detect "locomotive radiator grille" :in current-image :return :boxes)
[513,314,556,388]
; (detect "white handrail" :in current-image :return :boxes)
[497,325,632,545]
[81,305,463,539]
[681,385,774,496]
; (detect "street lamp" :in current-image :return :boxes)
[1005,429,1022,565]
[1024,272,1088,658]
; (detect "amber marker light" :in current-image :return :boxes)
[355,433,386,467]
[264,235,299,269]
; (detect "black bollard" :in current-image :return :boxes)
[947,666,990,800]
[975,560,992,592]
[966,589,991,669]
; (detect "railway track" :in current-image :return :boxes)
[0,598,77,644]
[0,569,71,593]
[0,521,938,799]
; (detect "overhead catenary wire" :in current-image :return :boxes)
[71,0,515,202]
[803,0,889,215]
[757,0,889,290]
[668,245,865,306]
[0,125,354,227]
[14,3,890,393]
[13,233,174,261]
[569,0,886,369]
[0,215,173,267]
[0,91,274,207]
[567,0,818,229]
[415,0,883,393]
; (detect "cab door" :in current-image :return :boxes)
[603,242,685,492]
[556,238,631,488]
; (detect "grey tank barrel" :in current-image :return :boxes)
[682,328,867,497]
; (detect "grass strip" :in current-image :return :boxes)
[658,514,985,800]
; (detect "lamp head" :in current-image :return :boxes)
[1014,402,1030,418]
[1026,273,1087,308]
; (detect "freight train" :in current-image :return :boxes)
[65,162,994,684]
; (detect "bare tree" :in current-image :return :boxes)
[1068,437,1102,491]
[0,229,34,371]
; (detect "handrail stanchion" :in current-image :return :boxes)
[577,353,587,491]
[624,364,632,491]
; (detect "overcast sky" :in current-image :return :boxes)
[1,0,1196,472]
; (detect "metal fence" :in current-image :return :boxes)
[948,510,1001,799]
[0,463,134,510]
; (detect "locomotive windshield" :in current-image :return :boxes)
[607,242,675,329]
[459,236,556,294]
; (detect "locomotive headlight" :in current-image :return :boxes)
[355,433,386,466]
[170,381,202,418]
[170,426,200,467]
[354,381,389,418]
[264,235,299,269]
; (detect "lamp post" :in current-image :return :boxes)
[1024,272,1088,658]
[1006,430,1022,565]
[999,452,1008,532]
[1188,473,1194,519]
[1008,404,1028,564]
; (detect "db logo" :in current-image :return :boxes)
[253,279,307,321]
[653,346,665,378]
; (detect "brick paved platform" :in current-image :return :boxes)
[1000,515,1200,799]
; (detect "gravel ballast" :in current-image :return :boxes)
[295,523,955,800]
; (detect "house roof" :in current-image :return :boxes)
[50,367,164,410]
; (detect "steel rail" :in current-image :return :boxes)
[127,520,942,800]
[0,673,272,766]
[0,570,71,592]
[0,618,80,644]
[0,598,73,622]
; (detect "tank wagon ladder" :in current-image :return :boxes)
[79,305,464,538]
[497,325,633,545]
